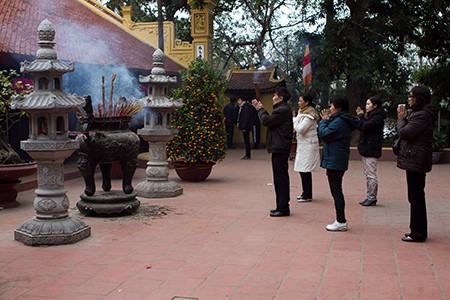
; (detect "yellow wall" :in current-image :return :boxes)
[78,0,216,68]
[232,93,276,147]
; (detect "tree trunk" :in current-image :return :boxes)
[0,132,21,164]
[345,77,370,114]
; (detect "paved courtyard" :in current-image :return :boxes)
[1,148,449,299]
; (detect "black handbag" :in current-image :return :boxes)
[392,138,400,156]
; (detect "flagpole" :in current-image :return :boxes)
[302,44,312,92]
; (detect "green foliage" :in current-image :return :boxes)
[103,0,191,40]
[413,63,450,107]
[166,58,227,164]
[433,127,448,152]
[189,0,204,9]
[0,69,31,132]
[0,69,32,164]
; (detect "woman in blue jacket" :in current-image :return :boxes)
[318,95,359,231]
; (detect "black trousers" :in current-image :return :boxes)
[326,169,346,223]
[299,172,312,198]
[406,171,428,239]
[251,123,261,148]
[272,153,290,212]
[242,130,251,158]
[225,123,235,148]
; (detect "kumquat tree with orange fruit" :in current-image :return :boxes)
[166,58,227,164]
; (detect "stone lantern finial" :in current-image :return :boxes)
[151,48,165,75]
[36,19,57,60]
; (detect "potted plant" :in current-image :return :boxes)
[432,127,447,164]
[0,69,36,208]
[166,58,227,181]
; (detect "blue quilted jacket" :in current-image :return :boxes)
[318,112,359,171]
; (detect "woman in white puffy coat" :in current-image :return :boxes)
[293,93,321,202]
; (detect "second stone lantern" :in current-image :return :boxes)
[135,49,183,198]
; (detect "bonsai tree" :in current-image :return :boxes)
[167,58,227,164]
[0,69,32,164]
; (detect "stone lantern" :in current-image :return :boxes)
[135,49,183,198]
[11,19,91,245]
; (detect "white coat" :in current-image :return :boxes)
[293,113,321,172]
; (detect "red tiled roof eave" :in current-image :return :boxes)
[0,0,184,73]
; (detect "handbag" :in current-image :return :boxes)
[392,138,400,156]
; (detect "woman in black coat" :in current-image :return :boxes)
[356,96,386,206]
[397,85,438,243]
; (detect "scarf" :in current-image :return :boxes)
[300,106,319,121]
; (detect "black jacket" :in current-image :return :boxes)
[237,101,253,130]
[257,101,293,154]
[357,107,387,158]
[397,104,438,173]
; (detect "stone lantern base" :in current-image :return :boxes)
[14,217,91,246]
[135,180,183,198]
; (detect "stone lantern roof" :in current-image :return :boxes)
[139,49,183,110]
[12,93,85,111]
[11,19,84,111]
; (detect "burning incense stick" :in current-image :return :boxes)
[109,74,117,117]
[101,75,105,115]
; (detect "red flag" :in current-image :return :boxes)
[302,44,312,91]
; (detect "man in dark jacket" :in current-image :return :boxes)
[237,97,253,159]
[252,87,293,217]
[223,97,238,149]
[356,96,387,206]
[397,85,438,243]
[318,95,359,231]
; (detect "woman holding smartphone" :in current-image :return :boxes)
[355,96,386,206]
[397,85,438,243]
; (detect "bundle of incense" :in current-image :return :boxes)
[116,101,141,117]
[109,74,117,117]
[97,103,103,118]
[74,106,85,117]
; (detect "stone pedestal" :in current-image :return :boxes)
[14,141,91,246]
[77,191,139,215]
[135,128,183,198]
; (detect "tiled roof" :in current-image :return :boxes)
[0,0,183,72]
[11,92,85,110]
[226,68,285,92]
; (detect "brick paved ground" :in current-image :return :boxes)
[1,149,449,299]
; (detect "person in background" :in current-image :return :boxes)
[237,97,252,160]
[293,93,320,203]
[397,85,437,243]
[356,96,386,206]
[318,95,359,231]
[223,97,238,149]
[252,87,293,217]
